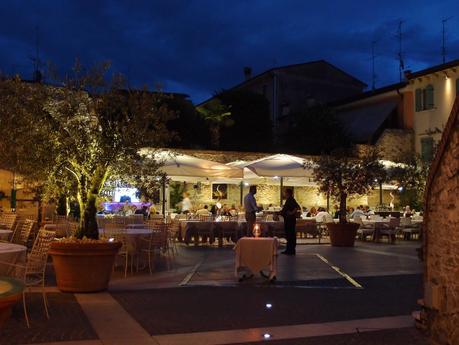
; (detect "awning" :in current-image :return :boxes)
[336,98,399,143]
[242,154,314,178]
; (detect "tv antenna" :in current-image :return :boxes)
[442,17,453,63]
[371,40,378,90]
[396,20,405,82]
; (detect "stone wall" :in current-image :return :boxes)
[177,179,393,211]
[423,99,459,345]
[375,129,414,161]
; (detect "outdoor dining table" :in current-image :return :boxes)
[0,230,12,241]
[0,243,27,276]
[234,237,279,281]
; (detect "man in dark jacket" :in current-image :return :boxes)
[280,188,300,255]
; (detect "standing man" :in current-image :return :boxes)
[280,188,300,255]
[243,185,258,236]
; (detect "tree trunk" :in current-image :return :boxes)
[76,166,108,239]
[78,194,99,239]
[209,124,220,149]
[339,192,347,224]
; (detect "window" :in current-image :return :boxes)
[421,137,434,162]
[415,85,435,111]
[456,78,459,96]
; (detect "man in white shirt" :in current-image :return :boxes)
[315,207,333,223]
[243,186,258,236]
[350,206,366,219]
[181,192,192,214]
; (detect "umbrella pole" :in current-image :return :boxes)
[379,181,383,206]
[280,177,284,206]
[240,182,243,206]
[326,192,330,212]
[162,177,166,217]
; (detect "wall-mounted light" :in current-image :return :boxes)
[444,72,449,80]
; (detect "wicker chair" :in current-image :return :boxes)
[0,212,17,231]
[0,229,56,327]
[103,223,132,278]
[13,219,35,247]
[141,223,170,274]
[378,218,401,244]
[355,216,375,241]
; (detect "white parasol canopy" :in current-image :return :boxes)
[141,150,243,178]
[243,154,314,178]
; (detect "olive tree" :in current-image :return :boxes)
[0,63,174,238]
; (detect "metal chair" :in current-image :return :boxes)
[13,219,35,246]
[0,212,17,230]
[0,229,56,327]
[103,223,132,278]
[378,218,401,244]
[355,216,375,241]
[141,223,170,274]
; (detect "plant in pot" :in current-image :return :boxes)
[0,62,174,292]
[308,148,384,247]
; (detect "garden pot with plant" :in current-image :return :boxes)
[308,148,384,247]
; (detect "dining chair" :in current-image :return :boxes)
[0,212,17,231]
[13,219,35,247]
[141,223,171,274]
[355,216,375,241]
[103,223,132,278]
[0,229,56,328]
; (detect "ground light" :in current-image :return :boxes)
[263,333,272,339]
[265,303,272,309]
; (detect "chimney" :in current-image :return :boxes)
[243,66,252,80]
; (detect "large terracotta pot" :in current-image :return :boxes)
[0,277,24,329]
[326,222,359,247]
[49,241,121,293]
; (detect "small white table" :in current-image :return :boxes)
[234,237,278,280]
[0,243,27,276]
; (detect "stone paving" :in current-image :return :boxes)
[0,240,427,345]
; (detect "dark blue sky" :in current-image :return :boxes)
[1,0,458,103]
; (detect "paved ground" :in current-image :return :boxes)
[229,327,428,345]
[0,240,428,345]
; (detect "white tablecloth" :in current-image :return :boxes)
[234,237,278,279]
[0,243,27,276]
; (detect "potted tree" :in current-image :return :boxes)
[309,148,384,247]
[0,62,173,292]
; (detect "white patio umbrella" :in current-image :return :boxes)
[242,154,314,205]
[142,150,243,178]
[140,149,243,214]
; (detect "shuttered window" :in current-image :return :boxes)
[421,137,434,162]
[424,85,434,110]
[415,88,422,111]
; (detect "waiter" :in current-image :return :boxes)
[243,185,258,236]
[280,188,300,255]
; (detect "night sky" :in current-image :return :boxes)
[1,0,458,103]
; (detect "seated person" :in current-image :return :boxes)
[315,207,333,223]
[229,204,238,217]
[350,206,366,219]
[196,205,211,216]
[403,205,413,218]
[363,205,375,216]
[135,205,149,219]
[306,207,317,217]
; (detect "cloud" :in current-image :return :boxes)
[0,0,458,102]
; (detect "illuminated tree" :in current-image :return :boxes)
[0,63,173,238]
[308,148,384,223]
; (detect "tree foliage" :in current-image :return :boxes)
[0,62,174,238]
[308,148,384,223]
